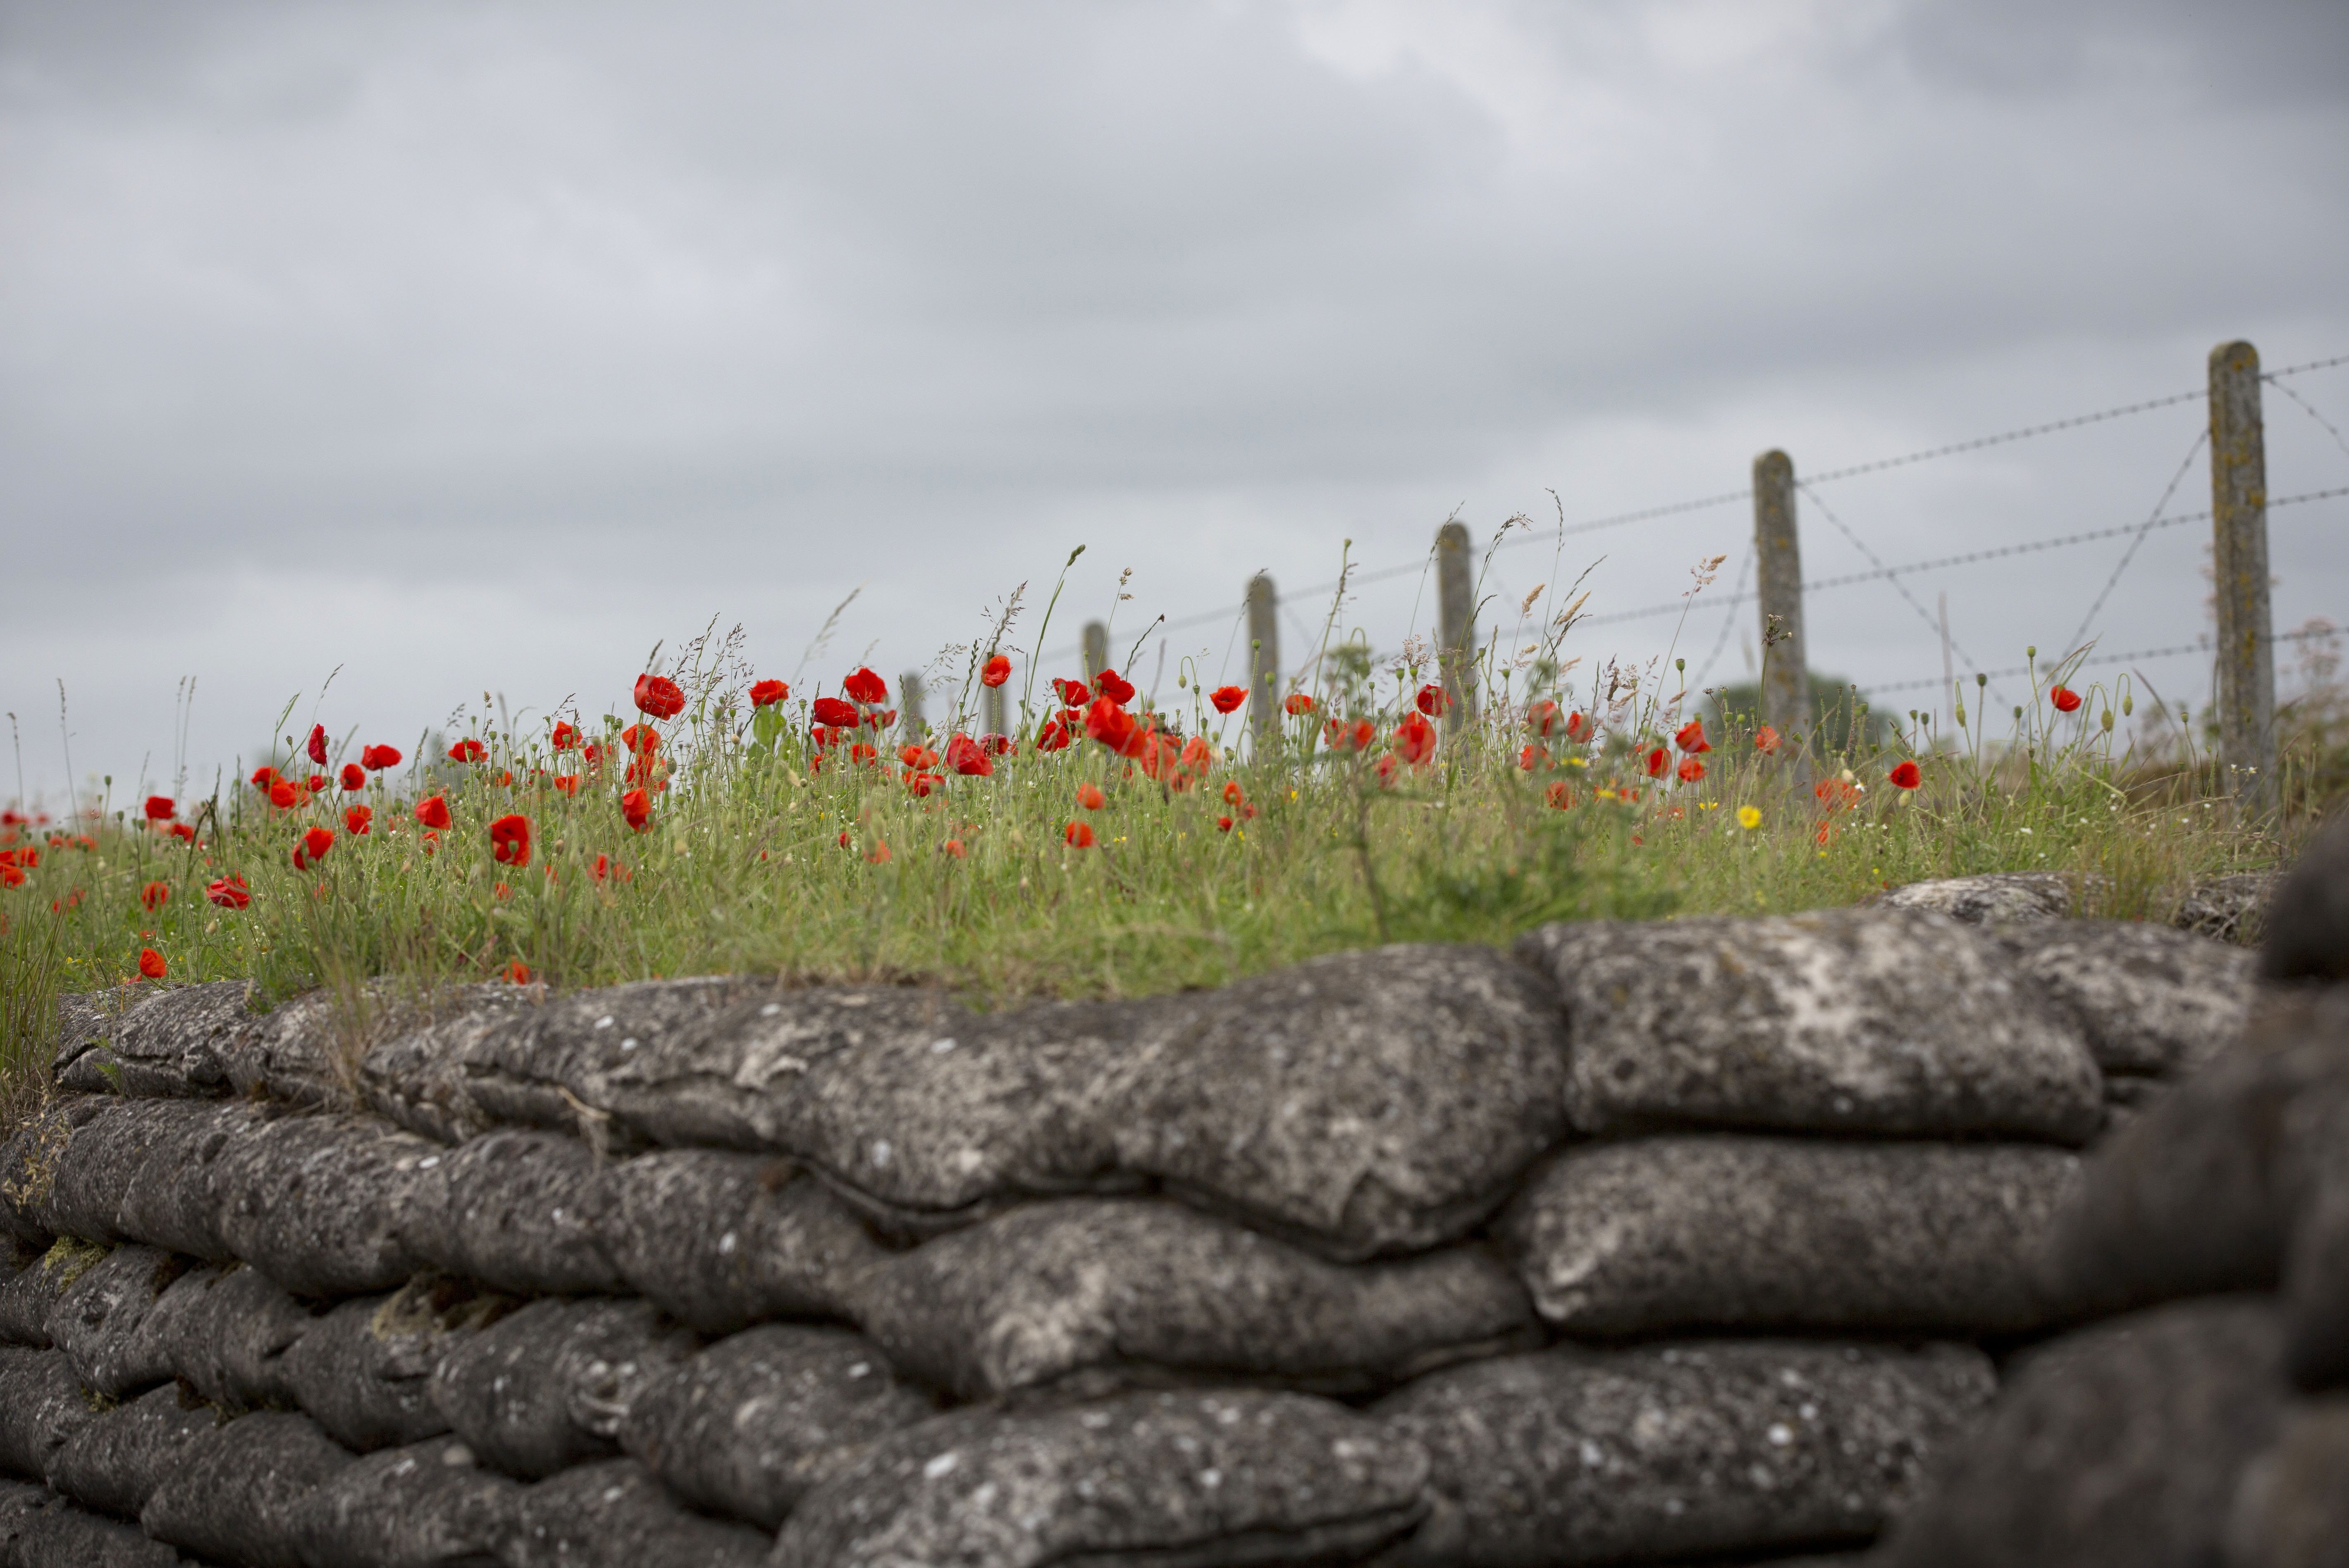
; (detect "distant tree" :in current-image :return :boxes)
[1706,674,1895,758]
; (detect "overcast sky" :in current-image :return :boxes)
[5,0,2347,803]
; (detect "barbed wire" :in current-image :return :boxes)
[2269,352,2349,380]
[2067,428,2211,652]
[2269,377,2349,465]
[1867,624,2336,696]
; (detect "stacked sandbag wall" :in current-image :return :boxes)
[0,886,2267,1568]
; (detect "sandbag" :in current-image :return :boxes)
[0,1238,107,1349]
[115,1100,276,1261]
[46,1383,226,1521]
[398,1129,623,1296]
[1516,908,2103,1143]
[857,1196,1535,1399]
[0,1484,183,1566]
[286,1436,524,1568]
[351,984,538,1145]
[1993,920,2256,1077]
[604,1149,877,1333]
[141,1411,353,1568]
[0,1347,99,1483]
[2224,1399,2349,1568]
[1877,1296,2288,1568]
[27,1099,215,1245]
[46,1244,186,1398]
[500,1458,769,1568]
[774,1389,1431,1568]
[283,1277,514,1452]
[50,978,256,1099]
[1375,1339,1996,1567]
[210,1112,441,1297]
[428,1298,694,1480]
[128,1262,311,1410]
[2261,810,2349,984]
[1505,1136,2080,1334]
[2283,1160,2349,1392]
[1,1099,117,1242]
[618,1323,938,1529]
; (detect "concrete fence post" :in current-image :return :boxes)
[1246,573,1280,748]
[1435,522,1475,729]
[2209,340,2277,818]
[898,672,927,741]
[1082,622,1109,684]
[1753,450,1809,769]
[983,657,1007,740]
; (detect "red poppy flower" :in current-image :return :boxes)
[1646,747,1669,778]
[251,766,282,791]
[635,674,688,719]
[1076,782,1106,811]
[1814,777,1862,810]
[1083,697,1139,754]
[842,668,888,705]
[345,805,372,835]
[167,823,196,844]
[1545,780,1573,810]
[1676,755,1705,784]
[979,656,1011,690]
[1394,712,1437,766]
[945,733,993,777]
[1566,711,1591,743]
[138,948,167,981]
[1520,744,1547,771]
[848,743,879,765]
[505,959,532,985]
[1064,821,1095,848]
[2050,685,2083,713]
[1217,815,1234,832]
[866,840,892,865]
[590,854,612,883]
[265,778,297,810]
[205,875,250,909]
[487,813,530,867]
[303,825,334,862]
[1888,760,1922,790]
[621,789,652,832]
[981,734,1013,756]
[553,775,580,796]
[1525,700,1560,737]
[1034,718,1072,753]
[1051,678,1090,708]
[943,838,968,859]
[415,795,453,831]
[0,864,21,889]
[1753,725,1780,755]
[811,697,859,728]
[306,774,329,794]
[1676,719,1711,755]
[336,764,363,792]
[1094,669,1136,705]
[1283,693,1314,717]
[900,744,938,770]
[140,880,169,911]
[1204,684,1245,715]
[551,721,581,751]
[448,739,487,764]
[303,724,327,766]
[361,744,403,771]
[1415,683,1450,717]
[143,796,176,821]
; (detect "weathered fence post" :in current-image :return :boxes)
[1082,622,1109,683]
[1246,573,1280,748]
[898,672,927,741]
[1753,450,1809,768]
[1435,521,1475,729]
[983,657,1007,740]
[2209,340,2277,818]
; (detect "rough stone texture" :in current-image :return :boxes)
[46,1244,186,1398]
[1375,1339,1996,1568]
[775,1389,1430,1568]
[0,1122,50,1252]
[140,1411,354,1568]
[2225,1399,2349,1568]
[0,1481,183,1567]
[24,1101,215,1246]
[114,1100,274,1262]
[2180,871,2281,946]
[857,1197,1536,1400]
[1877,1296,2288,1568]
[129,1262,310,1410]
[210,1111,442,1297]
[284,1276,514,1452]
[399,1129,625,1297]
[2,1100,112,1243]
[1506,1137,2081,1335]
[2262,812,2349,984]
[51,979,257,1099]
[1873,871,2077,925]
[1515,910,2103,1144]
[2283,1156,2349,1391]
[1991,920,2257,1077]
[46,1384,225,1523]
[501,1458,771,1568]
[430,1297,696,1480]
[286,1436,524,1568]
[0,1239,104,1348]
[604,1150,878,1333]
[0,1348,99,1482]
[352,986,540,1145]
[618,1323,941,1529]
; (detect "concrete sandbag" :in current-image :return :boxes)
[618,1323,939,1529]
[398,1130,623,1297]
[429,1298,695,1480]
[115,1101,275,1262]
[352,985,537,1145]
[773,1389,1431,1568]
[0,1485,183,1567]
[2283,1165,2349,1392]
[140,1411,353,1568]
[0,1239,106,1349]
[857,1197,1536,1399]
[286,1436,523,1568]
[210,1112,441,1297]
[0,1120,52,1251]
[1517,909,2103,1144]
[46,1244,186,1398]
[51,979,254,1100]
[129,1263,310,1410]
[1505,1136,2080,1335]
[0,1348,100,1484]
[1,1099,116,1243]
[499,1458,769,1568]
[604,1150,878,1333]
[2261,810,2349,985]
[283,1277,514,1453]
[2224,1399,2349,1568]
[1375,1339,1995,1568]
[29,1100,217,1246]
[1877,1296,2287,1568]
[46,1384,225,1521]
[1992,920,2256,1077]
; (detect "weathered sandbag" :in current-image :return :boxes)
[2283,1162,2349,1392]
[28,1099,220,1246]
[0,1238,106,1348]
[858,1197,1537,1399]
[1505,1136,2080,1335]
[1375,1339,1995,1567]
[115,1100,275,1261]
[1875,871,2077,925]
[1516,909,2104,1143]
[1993,920,2256,1077]
[46,1383,226,1521]
[286,1436,524,1568]
[1877,1296,2287,1568]
[50,978,255,1099]
[604,1149,878,1333]
[46,1244,187,1397]
[2224,1399,2349,1568]
[210,1112,441,1297]
[0,1348,100,1483]
[0,1121,51,1251]
[0,1476,52,1544]
[283,1277,514,1452]
[2260,811,2349,984]
[129,1262,311,1410]
[500,1458,770,1568]
[1,1099,115,1242]
[429,1298,695,1480]
[352,984,539,1144]
[774,1390,1431,1568]
[140,1411,353,1568]
[618,1323,939,1529]
[398,1129,624,1296]
[0,1484,183,1566]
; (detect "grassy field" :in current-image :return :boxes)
[5,586,2342,1124]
